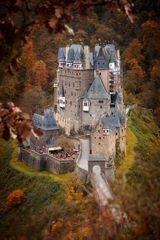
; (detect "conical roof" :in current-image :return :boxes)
[85,75,110,99]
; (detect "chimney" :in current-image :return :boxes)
[84,45,90,69]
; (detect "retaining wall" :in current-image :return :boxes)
[20,149,76,174]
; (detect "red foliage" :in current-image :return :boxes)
[6,189,24,207]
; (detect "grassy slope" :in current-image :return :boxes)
[116,108,160,179]
[116,127,137,177]
[0,140,67,240]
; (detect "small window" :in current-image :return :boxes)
[70,101,72,106]
[99,137,101,139]
[100,105,102,109]
[99,100,104,103]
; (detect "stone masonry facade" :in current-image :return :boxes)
[55,43,126,167]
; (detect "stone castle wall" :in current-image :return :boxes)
[88,160,106,175]
[82,99,110,127]
[57,69,94,119]
[118,127,126,156]
[20,149,76,174]
[91,122,116,159]
[56,69,94,133]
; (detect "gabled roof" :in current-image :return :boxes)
[58,48,66,62]
[67,44,84,63]
[104,44,117,63]
[32,109,59,131]
[84,75,110,99]
[73,50,83,64]
[93,44,118,69]
[67,48,74,62]
[111,106,122,128]
[102,115,116,132]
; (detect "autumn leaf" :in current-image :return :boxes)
[55,6,63,19]
[48,16,58,29]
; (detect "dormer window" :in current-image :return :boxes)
[66,63,72,68]
[103,129,110,135]
[109,62,115,70]
[59,96,65,108]
[83,99,89,112]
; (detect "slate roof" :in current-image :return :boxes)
[67,48,74,62]
[111,106,122,128]
[73,50,83,64]
[102,115,116,132]
[32,109,59,131]
[67,44,83,63]
[83,75,110,99]
[102,99,125,131]
[104,44,117,63]
[58,48,66,62]
[93,44,118,69]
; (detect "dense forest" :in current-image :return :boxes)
[0,0,160,122]
[0,0,160,239]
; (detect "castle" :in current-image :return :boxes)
[55,43,126,161]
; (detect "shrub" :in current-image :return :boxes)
[6,189,24,207]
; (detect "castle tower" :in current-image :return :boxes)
[56,44,94,134]
[55,42,125,136]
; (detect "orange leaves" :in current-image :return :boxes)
[55,6,63,19]
[65,173,83,203]
[6,189,24,207]
[23,40,36,70]
[151,59,160,81]
[22,40,48,90]
[0,102,43,142]
[50,221,63,238]
[122,38,144,64]
[142,20,160,40]
[32,60,48,87]
[128,59,144,78]
[48,16,58,29]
